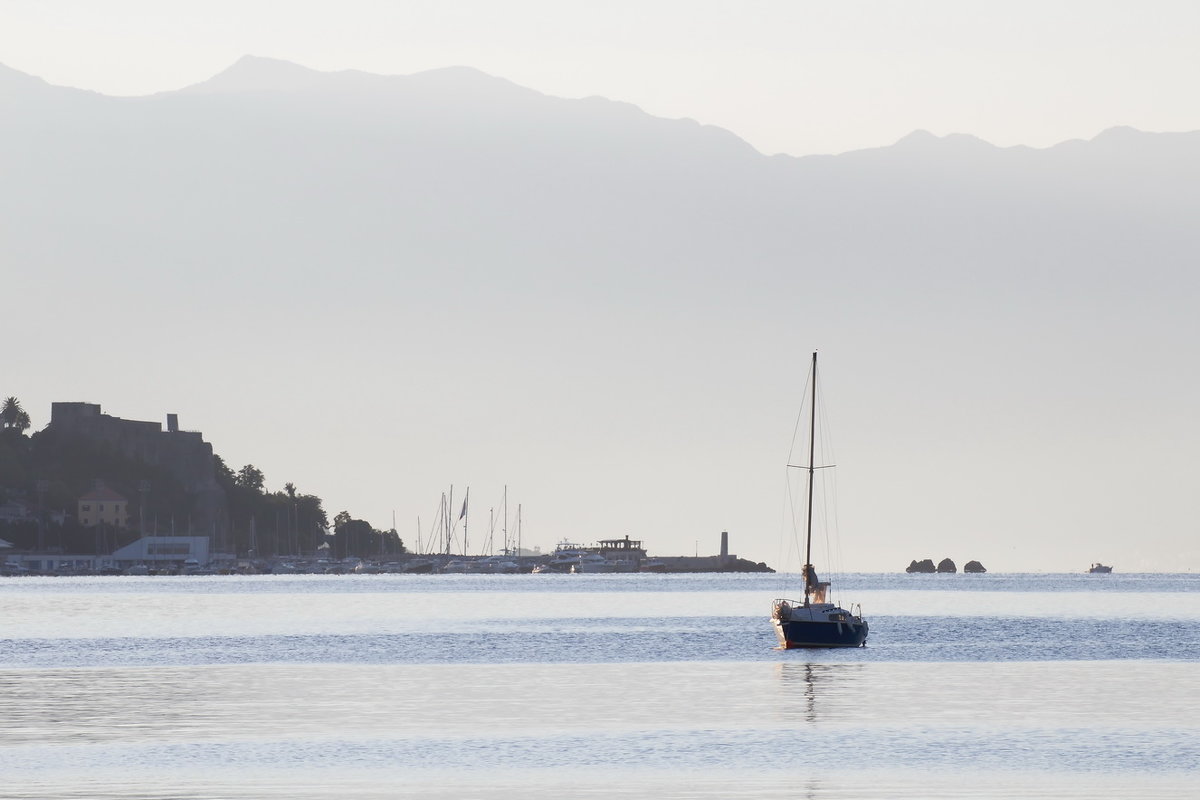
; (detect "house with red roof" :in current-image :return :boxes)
[78,482,129,529]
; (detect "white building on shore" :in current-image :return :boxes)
[110,536,210,568]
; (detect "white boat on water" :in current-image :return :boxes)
[437,556,522,574]
[543,540,640,573]
[569,553,618,573]
[476,556,521,574]
[542,542,590,573]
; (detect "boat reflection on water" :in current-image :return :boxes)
[774,662,868,725]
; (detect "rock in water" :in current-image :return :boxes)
[964,560,987,573]
[936,558,957,573]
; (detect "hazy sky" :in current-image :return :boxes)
[5,2,1199,573]
[3,0,1199,155]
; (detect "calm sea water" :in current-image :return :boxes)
[2,572,1197,799]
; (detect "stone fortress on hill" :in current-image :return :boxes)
[49,402,228,538]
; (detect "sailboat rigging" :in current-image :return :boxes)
[771,351,869,649]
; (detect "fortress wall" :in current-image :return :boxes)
[49,402,228,536]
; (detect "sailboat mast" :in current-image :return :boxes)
[804,351,817,602]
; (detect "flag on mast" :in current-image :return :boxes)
[459,488,469,520]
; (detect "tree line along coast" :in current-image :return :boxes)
[0,396,401,572]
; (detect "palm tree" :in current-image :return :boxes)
[1,396,30,434]
[1,396,19,426]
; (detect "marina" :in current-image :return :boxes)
[2,532,773,576]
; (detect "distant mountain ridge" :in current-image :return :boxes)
[4,55,1199,571]
[176,55,519,97]
[7,56,1188,157]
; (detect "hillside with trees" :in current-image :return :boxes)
[0,396,402,560]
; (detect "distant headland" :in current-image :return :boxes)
[1,397,773,576]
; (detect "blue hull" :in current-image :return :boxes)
[774,618,868,649]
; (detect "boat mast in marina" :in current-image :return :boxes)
[460,487,469,555]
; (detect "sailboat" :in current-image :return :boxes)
[771,352,869,649]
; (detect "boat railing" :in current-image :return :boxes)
[772,598,807,620]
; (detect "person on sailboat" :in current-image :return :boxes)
[804,563,829,604]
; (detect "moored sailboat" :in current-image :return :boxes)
[771,352,869,649]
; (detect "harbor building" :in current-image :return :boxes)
[110,535,211,569]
